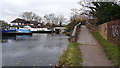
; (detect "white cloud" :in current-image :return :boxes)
[0,0,81,23]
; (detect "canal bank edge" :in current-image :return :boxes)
[58,24,83,67]
[58,42,83,66]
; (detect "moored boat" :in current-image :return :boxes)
[16,29,31,33]
[2,29,16,33]
[21,26,55,33]
[2,29,32,36]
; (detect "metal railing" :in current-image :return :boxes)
[71,22,81,37]
[70,22,81,42]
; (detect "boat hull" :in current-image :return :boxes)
[2,32,32,36]
[2,29,32,36]
[16,29,31,33]
[32,31,55,33]
[2,29,16,32]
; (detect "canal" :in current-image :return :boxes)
[2,33,69,66]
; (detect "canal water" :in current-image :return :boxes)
[2,33,69,66]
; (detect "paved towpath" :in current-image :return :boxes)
[78,25,113,66]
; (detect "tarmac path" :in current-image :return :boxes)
[78,25,113,66]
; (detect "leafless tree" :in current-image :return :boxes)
[44,13,56,26]
[44,14,66,26]
[20,12,42,22]
[34,15,42,23]
[57,15,66,26]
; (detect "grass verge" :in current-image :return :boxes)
[91,29,119,66]
[58,42,82,66]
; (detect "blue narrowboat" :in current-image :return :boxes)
[16,29,31,33]
[2,29,16,33]
[2,29,32,35]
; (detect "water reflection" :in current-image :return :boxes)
[2,33,69,66]
[2,35,33,42]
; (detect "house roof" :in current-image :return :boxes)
[10,25,23,27]
[26,21,40,25]
[11,18,41,25]
[54,25,65,27]
[29,25,42,28]
[11,18,26,23]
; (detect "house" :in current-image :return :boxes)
[10,18,42,29]
[10,18,26,29]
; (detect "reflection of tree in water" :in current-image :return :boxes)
[44,45,53,49]
[43,34,56,49]
[1,39,8,43]
[43,36,64,49]
[27,45,36,49]
[2,35,38,43]
[57,40,62,48]
[57,36,63,47]
[50,33,56,36]
[2,36,13,43]
[14,35,37,41]
[57,43,62,48]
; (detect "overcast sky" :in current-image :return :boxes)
[0,0,82,23]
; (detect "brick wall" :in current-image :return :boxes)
[107,20,120,46]
[99,20,120,46]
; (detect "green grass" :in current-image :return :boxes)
[59,42,83,66]
[91,29,119,66]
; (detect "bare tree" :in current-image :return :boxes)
[34,15,42,23]
[54,17,59,25]
[44,13,56,26]
[20,12,42,22]
[44,14,66,26]
[58,15,66,26]
[44,14,51,25]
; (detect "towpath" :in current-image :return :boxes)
[78,25,113,66]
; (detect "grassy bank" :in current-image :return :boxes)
[58,42,82,66]
[90,29,119,66]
